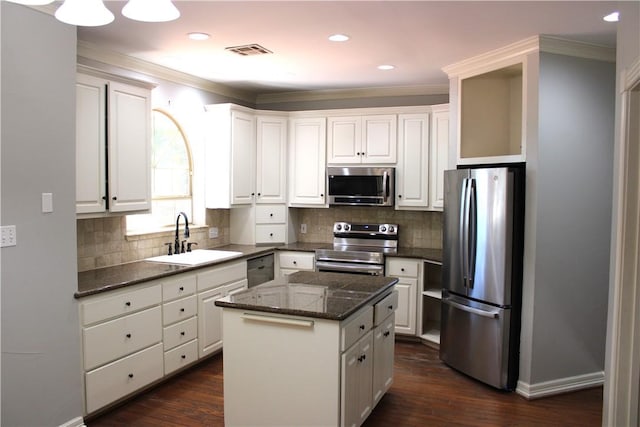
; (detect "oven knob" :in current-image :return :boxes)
[344,224,350,231]
[336,224,342,231]
[389,226,395,233]
[380,226,387,232]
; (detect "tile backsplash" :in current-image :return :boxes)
[77,207,442,272]
[293,207,442,248]
[77,209,230,272]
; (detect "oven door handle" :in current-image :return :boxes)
[315,261,384,276]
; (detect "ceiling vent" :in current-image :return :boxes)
[225,44,273,56]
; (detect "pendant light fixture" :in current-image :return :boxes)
[55,0,114,27]
[3,0,55,5]
[122,0,180,23]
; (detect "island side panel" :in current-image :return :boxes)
[222,307,342,426]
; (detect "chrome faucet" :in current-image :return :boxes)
[174,212,190,254]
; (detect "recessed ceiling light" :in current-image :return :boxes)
[603,11,619,22]
[188,32,210,41]
[378,65,395,71]
[328,34,350,42]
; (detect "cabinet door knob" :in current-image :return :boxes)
[181,355,186,359]
[258,193,261,196]
[180,308,185,312]
[269,233,273,237]
[180,331,185,336]
[383,331,390,337]
[126,333,132,338]
[359,324,365,330]
[128,373,134,379]
[125,301,131,307]
[179,286,184,291]
[398,195,402,199]
[270,213,273,217]
[293,260,297,265]
[388,305,394,310]
[112,196,117,201]
[401,268,405,272]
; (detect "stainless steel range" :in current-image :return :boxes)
[315,222,399,276]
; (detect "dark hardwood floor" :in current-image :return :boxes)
[87,341,602,426]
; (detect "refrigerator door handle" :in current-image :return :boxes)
[443,297,500,319]
[460,178,471,288]
[468,178,477,289]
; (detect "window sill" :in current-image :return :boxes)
[125,225,209,241]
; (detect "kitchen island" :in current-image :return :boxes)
[215,271,398,427]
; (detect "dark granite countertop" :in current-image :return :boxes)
[76,243,441,299]
[215,271,398,321]
[76,244,277,298]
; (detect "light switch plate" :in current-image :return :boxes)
[300,223,307,234]
[1,225,17,247]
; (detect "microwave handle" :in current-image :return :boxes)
[383,170,389,199]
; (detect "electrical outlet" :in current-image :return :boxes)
[300,223,307,234]
[1,225,17,247]
[209,227,219,239]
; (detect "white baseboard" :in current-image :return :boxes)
[59,416,85,427]
[516,371,604,399]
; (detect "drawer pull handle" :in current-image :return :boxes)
[401,268,405,272]
[128,373,134,378]
[179,286,184,291]
[125,301,131,307]
[126,333,132,338]
[180,308,185,312]
[269,233,273,237]
[388,305,394,310]
[270,213,273,217]
[383,331,390,337]
[359,324,365,330]
[293,261,297,265]
[181,355,186,359]
[180,331,185,336]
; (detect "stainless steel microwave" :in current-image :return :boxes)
[327,167,394,207]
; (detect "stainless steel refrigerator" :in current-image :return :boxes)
[440,165,525,390]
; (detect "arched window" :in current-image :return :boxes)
[127,109,192,232]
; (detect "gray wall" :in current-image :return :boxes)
[529,53,615,383]
[518,50,615,391]
[1,3,83,425]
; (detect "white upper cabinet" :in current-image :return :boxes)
[76,72,151,215]
[205,104,255,208]
[396,105,449,211]
[288,117,327,206]
[429,105,449,210]
[256,115,287,204]
[327,115,397,164]
[396,113,430,209]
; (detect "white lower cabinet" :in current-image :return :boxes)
[341,331,374,427]
[196,261,248,358]
[85,343,164,414]
[80,260,247,415]
[278,250,315,276]
[386,258,421,335]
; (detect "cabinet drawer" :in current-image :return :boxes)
[386,259,419,277]
[256,225,286,243]
[197,261,247,292]
[162,295,197,326]
[163,316,198,351]
[83,306,162,371]
[164,339,199,375]
[85,343,163,414]
[81,284,162,326]
[255,205,286,223]
[342,305,373,351]
[162,274,196,302]
[279,252,315,270]
[374,291,398,326]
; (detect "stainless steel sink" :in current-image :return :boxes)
[145,249,243,266]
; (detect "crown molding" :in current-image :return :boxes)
[77,40,258,103]
[443,35,615,78]
[255,84,449,105]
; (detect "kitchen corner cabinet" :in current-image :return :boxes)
[288,117,327,206]
[76,72,151,215]
[327,115,397,164]
[205,104,256,208]
[419,260,442,346]
[386,258,420,335]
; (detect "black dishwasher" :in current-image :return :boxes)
[247,253,274,287]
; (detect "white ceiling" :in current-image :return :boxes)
[72,1,618,96]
